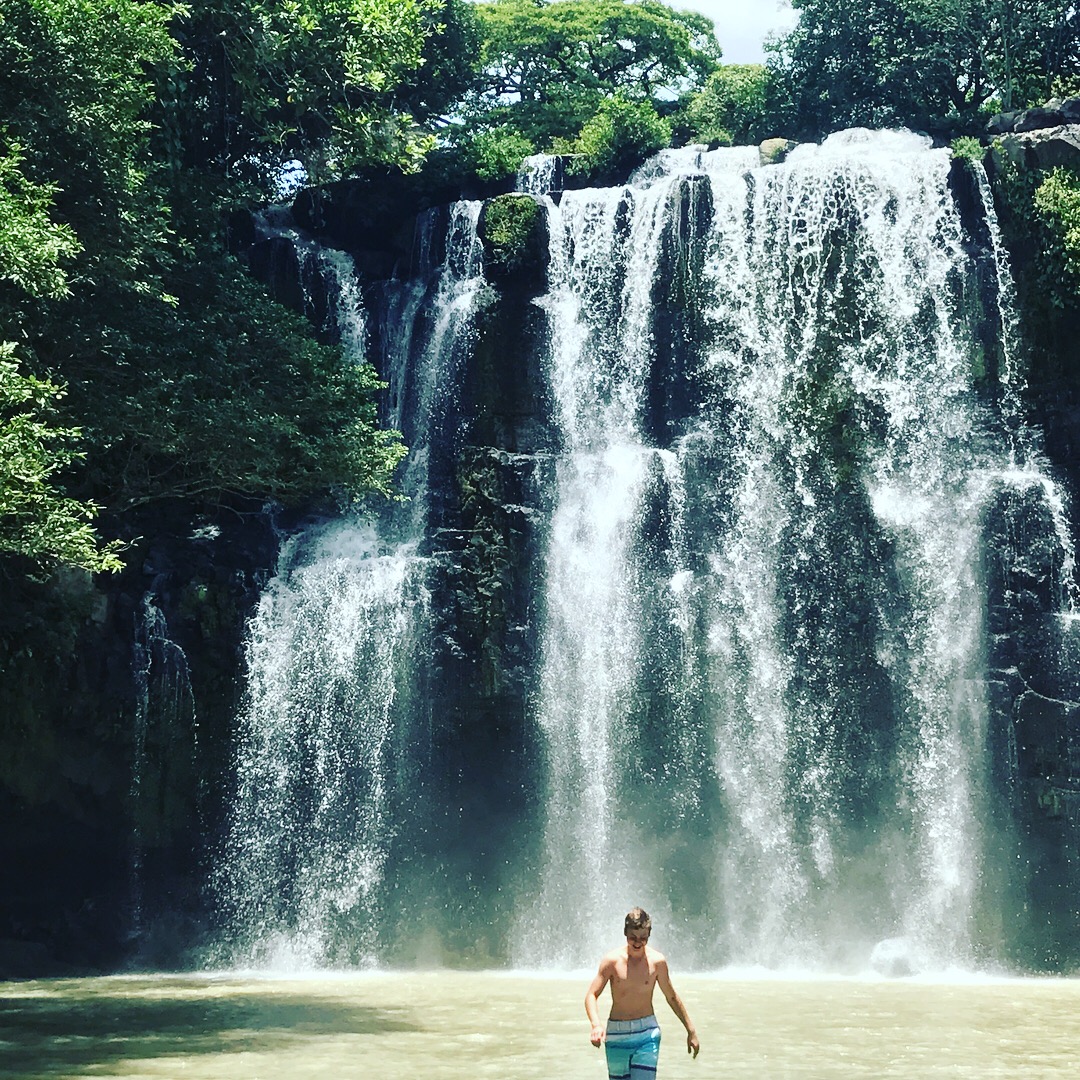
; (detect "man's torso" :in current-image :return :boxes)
[607,945,660,1021]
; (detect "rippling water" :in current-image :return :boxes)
[2,972,1079,1078]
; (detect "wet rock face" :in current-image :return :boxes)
[290,166,518,278]
[646,174,715,446]
[758,138,797,165]
[0,503,282,975]
[428,447,551,744]
[466,284,558,454]
[983,481,1080,965]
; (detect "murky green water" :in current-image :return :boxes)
[2,972,1079,1078]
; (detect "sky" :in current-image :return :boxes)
[682,0,800,64]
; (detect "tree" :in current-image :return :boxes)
[52,244,407,510]
[0,143,80,300]
[1034,167,1080,287]
[396,0,485,127]
[464,0,721,146]
[0,0,147,573]
[558,93,672,182]
[681,64,770,146]
[164,0,441,186]
[0,0,428,546]
[769,0,1080,138]
[0,349,122,571]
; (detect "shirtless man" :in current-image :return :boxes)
[584,907,700,1078]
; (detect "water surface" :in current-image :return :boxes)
[3,972,1079,1078]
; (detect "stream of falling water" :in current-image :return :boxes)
[214,205,485,968]
[516,131,1073,973]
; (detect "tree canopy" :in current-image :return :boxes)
[0,0,426,573]
[768,0,1080,137]
[165,0,444,186]
[461,0,721,148]
[680,63,770,146]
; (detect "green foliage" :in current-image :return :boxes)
[0,143,80,300]
[1034,167,1080,298]
[681,64,770,146]
[561,95,672,183]
[462,125,536,182]
[989,151,1080,394]
[0,0,177,194]
[0,0,427,581]
[54,242,407,509]
[166,0,439,184]
[993,154,1080,311]
[0,0,179,311]
[769,0,1080,139]
[0,0,165,572]
[951,135,986,163]
[481,194,543,276]
[0,348,122,571]
[398,0,485,125]
[463,0,719,147]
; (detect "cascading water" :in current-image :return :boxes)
[217,131,1077,974]
[130,594,195,945]
[516,130,1072,972]
[214,203,485,968]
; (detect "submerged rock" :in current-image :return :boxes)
[869,938,921,978]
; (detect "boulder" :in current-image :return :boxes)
[1015,102,1068,132]
[988,109,1025,135]
[993,124,1080,172]
[869,937,922,977]
[759,138,797,165]
[988,96,1080,136]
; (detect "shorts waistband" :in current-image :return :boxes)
[606,1014,658,1035]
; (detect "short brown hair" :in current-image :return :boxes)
[624,907,651,935]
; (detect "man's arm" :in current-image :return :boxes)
[584,960,612,1047]
[656,958,700,1058]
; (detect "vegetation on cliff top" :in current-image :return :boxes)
[769,0,1080,138]
[2,0,1080,575]
[0,0,422,572]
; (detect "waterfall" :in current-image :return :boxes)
[215,204,484,968]
[130,594,196,946]
[517,153,562,196]
[216,133,1077,974]
[516,132,1071,971]
[214,525,429,968]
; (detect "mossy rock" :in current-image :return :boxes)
[759,138,796,165]
[478,194,549,295]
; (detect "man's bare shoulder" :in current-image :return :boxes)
[600,947,625,968]
[646,945,667,964]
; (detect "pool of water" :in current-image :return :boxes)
[2,971,1079,1078]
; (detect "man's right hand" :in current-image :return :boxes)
[590,1025,605,1047]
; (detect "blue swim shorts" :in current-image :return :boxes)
[605,1014,660,1079]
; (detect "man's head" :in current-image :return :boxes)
[624,907,651,949]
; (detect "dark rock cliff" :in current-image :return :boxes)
[0,506,281,975]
